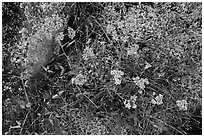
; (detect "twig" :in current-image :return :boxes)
[93,17,112,44]
[83,93,99,109]
[59,41,72,68]
[76,86,99,109]
[19,111,30,134]
[20,78,30,106]
[29,115,41,128]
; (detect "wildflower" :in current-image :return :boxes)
[67,27,76,39]
[82,47,95,61]
[127,44,139,56]
[71,73,87,86]
[143,78,149,85]
[41,14,65,39]
[111,69,124,76]
[132,103,137,109]
[124,95,137,109]
[138,89,143,94]
[106,24,115,34]
[151,94,163,105]
[132,76,140,83]
[124,100,131,109]
[130,95,137,102]
[176,99,188,111]
[111,69,124,85]
[56,32,64,42]
[112,30,119,41]
[144,62,152,70]
[132,77,149,89]
[114,78,122,85]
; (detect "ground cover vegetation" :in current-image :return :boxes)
[2,2,202,135]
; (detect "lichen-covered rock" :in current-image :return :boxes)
[22,32,55,79]
[19,2,67,79]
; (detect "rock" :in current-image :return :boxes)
[22,31,56,79]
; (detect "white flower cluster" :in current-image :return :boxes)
[132,76,149,89]
[56,32,64,42]
[151,94,164,105]
[144,62,152,70]
[71,73,87,86]
[39,2,66,15]
[22,2,66,36]
[111,69,124,85]
[106,23,115,34]
[67,27,76,39]
[82,47,95,61]
[104,4,157,43]
[176,99,188,111]
[127,44,139,56]
[124,95,137,109]
[36,14,64,40]
[10,42,27,65]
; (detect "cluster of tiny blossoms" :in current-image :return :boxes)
[67,27,76,39]
[22,2,66,37]
[124,95,137,109]
[144,62,152,70]
[151,93,164,105]
[111,69,124,85]
[176,99,188,111]
[132,76,149,90]
[127,44,139,57]
[55,32,64,42]
[71,73,87,86]
[82,47,95,61]
[104,4,156,43]
[37,14,65,40]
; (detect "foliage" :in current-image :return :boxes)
[2,2,202,135]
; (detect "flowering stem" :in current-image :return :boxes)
[59,41,72,68]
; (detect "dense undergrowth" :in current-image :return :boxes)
[2,2,202,135]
